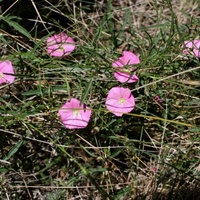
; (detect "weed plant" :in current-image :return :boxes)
[0,0,200,199]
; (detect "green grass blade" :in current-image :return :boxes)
[1,16,32,38]
[3,140,26,161]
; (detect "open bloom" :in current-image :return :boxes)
[112,51,140,83]
[0,60,15,84]
[47,32,75,57]
[106,87,135,116]
[58,98,92,129]
[183,39,200,58]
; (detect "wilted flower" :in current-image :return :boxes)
[183,39,200,58]
[0,60,15,84]
[112,51,140,83]
[105,87,135,116]
[47,32,75,57]
[58,98,92,129]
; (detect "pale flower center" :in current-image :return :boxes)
[119,98,125,105]
[123,69,130,73]
[0,72,4,78]
[73,109,80,116]
[58,45,64,51]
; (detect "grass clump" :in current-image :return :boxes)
[0,0,200,199]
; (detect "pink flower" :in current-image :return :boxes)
[155,95,162,103]
[58,98,92,129]
[105,87,135,116]
[0,60,15,84]
[46,32,75,57]
[183,39,200,58]
[112,51,140,83]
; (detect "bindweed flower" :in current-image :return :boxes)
[183,39,200,58]
[106,87,135,116]
[112,51,140,83]
[58,98,92,129]
[46,32,75,57]
[0,60,15,84]
[155,95,162,103]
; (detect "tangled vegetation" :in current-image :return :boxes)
[0,0,200,199]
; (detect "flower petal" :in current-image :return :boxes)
[114,71,139,83]
[58,98,92,129]
[46,32,75,57]
[112,51,140,83]
[0,60,15,84]
[122,51,140,65]
[106,87,135,116]
[183,39,200,58]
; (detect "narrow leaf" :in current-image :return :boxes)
[1,16,31,38]
[3,140,26,161]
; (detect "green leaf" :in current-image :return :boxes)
[22,89,42,96]
[0,167,12,173]
[3,140,26,161]
[81,78,93,105]
[113,186,132,200]
[1,16,31,38]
